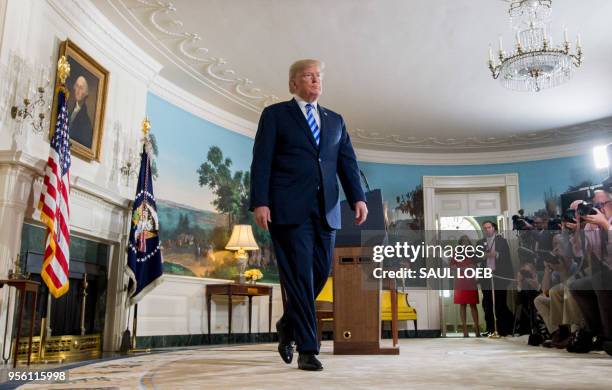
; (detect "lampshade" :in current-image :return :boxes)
[225,224,259,251]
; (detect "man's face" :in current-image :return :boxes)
[534,217,544,230]
[74,77,87,103]
[592,191,609,205]
[483,223,495,237]
[603,201,612,219]
[291,64,322,102]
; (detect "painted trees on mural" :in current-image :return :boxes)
[197,146,250,229]
[393,185,424,230]
[156,145,276,282]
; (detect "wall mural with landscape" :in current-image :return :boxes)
[147,94,278,283]
[147,92,607,284]
[360,154,606,232]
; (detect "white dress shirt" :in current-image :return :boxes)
[293,95,320,129]
[70,102,82,122]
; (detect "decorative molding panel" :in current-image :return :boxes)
[112,0,279,112]
[94,0,611,161]
[351,116,612,152]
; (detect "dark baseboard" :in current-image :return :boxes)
[137,329,440,349]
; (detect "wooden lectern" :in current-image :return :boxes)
[333,189,399,355]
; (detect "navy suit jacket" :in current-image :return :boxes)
[249,98,365,230]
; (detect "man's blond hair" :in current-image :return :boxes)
[288,59,322,93]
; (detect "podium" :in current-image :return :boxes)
[333,189,399,355]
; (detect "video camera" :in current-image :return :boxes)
[512,214,534,231]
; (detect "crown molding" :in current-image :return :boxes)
[350,116,612,152]
[355,140,603,165]
[47,0,163,84]
[148,76,608,165]
[99,0,611,161]
[149,75,257,139]
[108,0,279,112]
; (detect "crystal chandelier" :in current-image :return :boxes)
[487,0,583,92]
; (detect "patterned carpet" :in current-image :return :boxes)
[14,337,612,389]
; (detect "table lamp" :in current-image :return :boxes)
[225,224,259,282]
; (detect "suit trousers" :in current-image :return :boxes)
[534,285,565,334]
[569,265,612,339]
[270,191,335,353]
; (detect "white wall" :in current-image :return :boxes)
[137,275,284,336]
[0,0,160,191]
[0,0,161,351]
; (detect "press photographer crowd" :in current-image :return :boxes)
[460,184,612,357]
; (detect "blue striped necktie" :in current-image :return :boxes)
[305,103,320,146]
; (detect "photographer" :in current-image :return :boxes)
[517,262,539,291]
[571,190,610,262]
[534,216,554,251]
[513,210,536,250]
[533,234,580,348]
[567,190,612,354]
[515,261,541,337]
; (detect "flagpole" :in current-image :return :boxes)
[131,303,137,349]
[127,117,154,354]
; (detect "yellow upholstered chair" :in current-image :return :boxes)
[315,277,334,343]
[380,290,418,336]
[315,277,418,343]
[317,276,334,304]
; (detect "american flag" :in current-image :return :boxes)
[36,88,71,298]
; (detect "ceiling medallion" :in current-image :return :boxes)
[487,0,583,92]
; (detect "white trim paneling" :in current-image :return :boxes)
[149,76,257,139]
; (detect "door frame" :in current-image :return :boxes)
[422,173,521,335]
[423,173,520,231]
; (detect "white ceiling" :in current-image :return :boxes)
[94,0,612,153]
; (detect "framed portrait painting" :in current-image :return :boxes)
[50,39,109,161]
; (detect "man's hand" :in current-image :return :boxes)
[354,201,368,225]
[254,206,271,231]
[581,208,610,230]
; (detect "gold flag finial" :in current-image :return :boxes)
[57,55,70,85]
[142,117,151,137]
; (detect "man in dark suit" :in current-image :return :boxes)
[69,76,93,148]
[477,220,515,336]
[249,59,367,371]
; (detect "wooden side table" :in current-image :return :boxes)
[0,279,40,368]
[206,283,273,342]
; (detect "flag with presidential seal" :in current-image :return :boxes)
[126,131,163,305]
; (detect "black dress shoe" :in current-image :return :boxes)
[566,329,593,353]
[298,353,323,371]
[276,320,294,364]
[603,340,612,356]
[592,335,604,351]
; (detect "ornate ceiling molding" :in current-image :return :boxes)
[350,117,612,152]
[102,0,612,157]
[113,0,279,112]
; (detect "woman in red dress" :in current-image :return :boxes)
[451,235,480,337]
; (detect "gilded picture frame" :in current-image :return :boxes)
[50,39,109,161]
